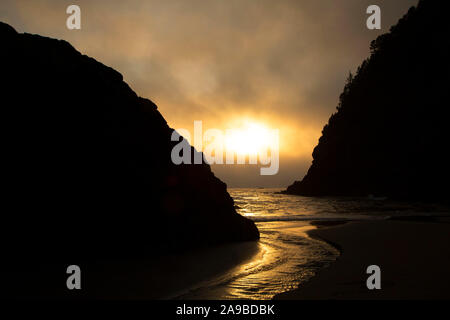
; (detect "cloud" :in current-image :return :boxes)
[0,0,418,186]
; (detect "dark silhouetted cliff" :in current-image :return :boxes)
[285,0,450,200]
[0,21,258,268]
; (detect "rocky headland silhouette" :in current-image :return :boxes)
[0,21,259,268]
[285,0,450,201]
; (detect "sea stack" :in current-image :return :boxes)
[285,0,450,201]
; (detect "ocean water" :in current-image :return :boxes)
[175,188,445,299]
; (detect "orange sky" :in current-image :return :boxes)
[0,0,417,186]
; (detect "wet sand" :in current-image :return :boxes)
[275,217,450,299]
[89,240,261,299]
[8,240,260,299]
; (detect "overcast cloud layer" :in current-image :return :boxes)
[1,0,417,187]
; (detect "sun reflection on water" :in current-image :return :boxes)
[177,219,338,300]
[176,187,443,299]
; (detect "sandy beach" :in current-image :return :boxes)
[275,217,450,299]
[7,240,260,299]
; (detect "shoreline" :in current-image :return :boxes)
[110,240,262,300]
[275,216,450,299]
[11,240,261,299]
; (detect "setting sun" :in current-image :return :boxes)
[225,122,272,155]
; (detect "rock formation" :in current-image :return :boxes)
[0,22,259,266]
[285,0,450,201]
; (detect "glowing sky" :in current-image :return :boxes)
[1,0,417,187]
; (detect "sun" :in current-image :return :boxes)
[225,122,272,155]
